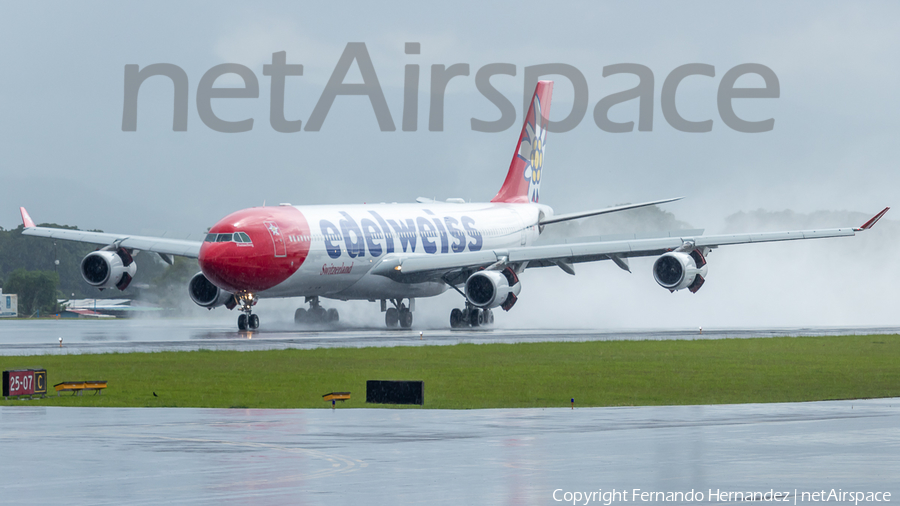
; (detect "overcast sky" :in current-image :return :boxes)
[1,1,897,327]
[2,1,896,235]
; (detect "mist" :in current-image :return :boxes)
[506,208,900,330]
[4,2,896,331]
[128,206,898,331]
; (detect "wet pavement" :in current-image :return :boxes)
[1,399,898,505]
[1,319,899,355]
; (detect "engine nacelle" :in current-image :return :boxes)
[189,272,236,309]
[81,249,137,291]
[652,250,708,293]
[465,268,522,310]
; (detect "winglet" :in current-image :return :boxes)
[20,207,35,228]
[855,207,890,231]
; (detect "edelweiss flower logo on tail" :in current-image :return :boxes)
[519,96,547,203]
[490,80,553,204]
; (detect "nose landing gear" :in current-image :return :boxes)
[236,292,259,331]
[238,313,259,331]
[294,296,340,325]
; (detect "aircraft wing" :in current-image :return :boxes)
[19,207,201,259]
[370,207,890,284]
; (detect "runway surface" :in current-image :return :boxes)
[1,319,899,355]
[3,321,898,504]
[2,399,898,505]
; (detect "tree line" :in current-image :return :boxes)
[0,223,198,316]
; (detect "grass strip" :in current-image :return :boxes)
[2,334,899,409]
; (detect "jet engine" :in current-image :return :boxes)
[465,267,521,311]
[189,272,236,309]
[652,249,708,293]
[81,249,137,291]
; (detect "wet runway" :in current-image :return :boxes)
[3,322,898,503]
[1,399,898,505]
[1,319,899,355]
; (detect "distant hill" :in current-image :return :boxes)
[721,209,892,233]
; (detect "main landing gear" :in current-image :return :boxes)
[382,298,414,328]
[294,296,340,325]
[449,304,493,328]
[236,293,259,331]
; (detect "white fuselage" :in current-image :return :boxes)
[258,202,548,300]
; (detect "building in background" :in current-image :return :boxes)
[0,289,18,318]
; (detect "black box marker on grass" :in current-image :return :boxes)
[366,380,424,405]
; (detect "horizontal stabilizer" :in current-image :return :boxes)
[539,197,684,226]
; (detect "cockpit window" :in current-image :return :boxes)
[204,232,251,244]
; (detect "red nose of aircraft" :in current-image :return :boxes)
[198,206,311,293]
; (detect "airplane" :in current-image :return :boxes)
[19,81,889,331]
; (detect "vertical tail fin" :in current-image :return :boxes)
[491,80,553,204]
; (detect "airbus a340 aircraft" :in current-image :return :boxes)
[20,81,889,330]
